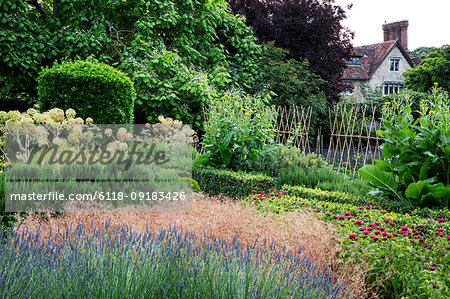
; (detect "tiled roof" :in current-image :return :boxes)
[411,57,422,66]
[343,40,397,80]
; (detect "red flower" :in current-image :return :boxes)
[348,233,356,239]
[437,218,445,223]
[282,190,287,194]
[390,222,396,226]
[251,190,257,193]
[401,226,409,231]
[374,230,381,235]
[374,222,381,226]
[419,224,425,228]
[358,206,364,210]
[359,227,365,231]
[427,220,433,223]
[411,229,418,233]
[363,231,370,235]
[355,220,363,225]
[373,205,380,209]
[347,216,352,220]
[365,205,371,209]
[372,236,380,241]
[269,188,274,191]
[379,227,386,231]
[381,210,387,214]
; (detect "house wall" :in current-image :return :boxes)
[348,80,367,102]
[367,46,412,92]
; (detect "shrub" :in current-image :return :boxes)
[359,87,450,208]
[0,223,348,298]
[283,185,450,219]
[278,166,370,195]
[197,91,276,171]
[244,191,450,298]
[255,145,369,195]
[0,107,93,171]
[192,167,276,199]
[257,145,328,177]
[38,60,135,124]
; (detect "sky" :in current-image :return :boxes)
[333,0,450,50]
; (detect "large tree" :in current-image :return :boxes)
[0,0,262,127]
[404,47,450,92]
[228,0,354,102]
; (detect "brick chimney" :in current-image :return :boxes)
[382,20,409,51]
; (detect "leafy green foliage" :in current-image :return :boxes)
[359,164,402,201]
[177,177,201,193]
[197,92,276,171]
[256,43,326,107]
[255,43,327,137]
[38,60,135,124]
[256,145,328,177]
[410,46,438,59]
[192,167,276,199]
[0,0,262,126]
[253,145,369,194]
[404,47,450,92]
[359,88,450,208]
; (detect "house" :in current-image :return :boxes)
[343,20,414,101]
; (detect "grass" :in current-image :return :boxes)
[1,220,348,298]
[13,195,368,298]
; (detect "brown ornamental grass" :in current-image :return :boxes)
[15,194,370,298]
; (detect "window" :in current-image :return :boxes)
[384,82,403,95]
[347,57,361,65]
[343,81,353,93]
[389,58,400,71]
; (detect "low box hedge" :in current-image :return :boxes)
[193,167,276,199]
[283,185,450,219]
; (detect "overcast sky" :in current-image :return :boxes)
[333,0,450,50]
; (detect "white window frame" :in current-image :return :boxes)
[383,82,404,95]
[389,58,400,71]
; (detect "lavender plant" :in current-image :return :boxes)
[0,223,348,298]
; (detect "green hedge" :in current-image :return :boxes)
[0,172,4,216]
[193,167,276,199]
[38,60,135,124]
[283,185,450,219]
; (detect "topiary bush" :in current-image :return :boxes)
[38,60,135,124]
[193,167,276,199]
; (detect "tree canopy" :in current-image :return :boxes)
[0,0,262,127]
[404,47,450,92]
[228,0,354,102]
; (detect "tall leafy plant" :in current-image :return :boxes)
[197,92,276,171]
[359,87,450,208]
